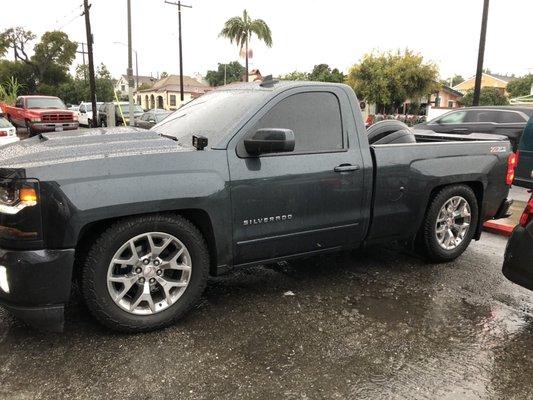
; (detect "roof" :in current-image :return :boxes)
[217,80,349,92]
[121,75,157,85]
[440,85,464,97]
[139,75,209,93]
[460,105,533,116]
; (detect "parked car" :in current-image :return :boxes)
[0,107,19,146]
[0,81,513,332]
[502,191,533,291]
[135,109,172,129]
[1,96,78,136]
[414,106,533,150]
[98,102,144,127]
[78,101,103,127]
[514,115,533,189]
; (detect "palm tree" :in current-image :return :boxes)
[219,9,272,82]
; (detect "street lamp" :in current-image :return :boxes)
[113,41,139,91]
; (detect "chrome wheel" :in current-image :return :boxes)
[435,196,471,250]
[107,232,192,315]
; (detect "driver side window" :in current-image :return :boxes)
[252,91,344,153]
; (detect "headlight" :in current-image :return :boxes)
[0,181,39,215]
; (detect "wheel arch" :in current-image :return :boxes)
[423,180,484,240]
[73,208,219,283]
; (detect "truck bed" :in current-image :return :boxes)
[366,138,511,243]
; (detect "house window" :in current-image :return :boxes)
[170,95,176,107]
[448,100,454,108]
[121,84,126,92]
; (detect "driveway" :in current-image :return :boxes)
[0,233,531,399]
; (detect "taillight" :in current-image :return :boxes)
[0,131,7,137]
[506,152,518,186]
[519,194,533,227]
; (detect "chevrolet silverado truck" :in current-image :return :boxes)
[0,80,514,332]
[2,95,78,137]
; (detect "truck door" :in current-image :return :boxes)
[227,88,366,265]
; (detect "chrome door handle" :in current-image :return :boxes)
[334,164,359,172]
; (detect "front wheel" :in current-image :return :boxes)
[25,120,34,137]
[81,214,209,332]
[420,185,479,263]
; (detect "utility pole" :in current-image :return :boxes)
[82,0,97,128]
[165,1,192,102]
[126,0,135,126]
[473,0,490,106]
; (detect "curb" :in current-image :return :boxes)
[483,220,515,237]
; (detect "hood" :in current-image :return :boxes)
[30,109,75,116]
[0,127,192,170]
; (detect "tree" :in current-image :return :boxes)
[281,71,309,81]
[461,87,509,106]
[32,31,77,83]
[347,50,439,113]
[308,64,345,83]
[0,27,36,61]
[205,61,245,86]
[219,9,272,82]
[507,74,533,98]
[451,74,464,87]
[160,71,169,79]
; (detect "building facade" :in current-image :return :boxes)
[453,73,516,95]
[136,75,210,111]
[115,75,158,98]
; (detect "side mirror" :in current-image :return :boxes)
[244,128,295,156]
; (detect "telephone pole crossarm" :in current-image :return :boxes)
[164,1,192,103]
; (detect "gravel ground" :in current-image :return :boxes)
[0,233,531,399]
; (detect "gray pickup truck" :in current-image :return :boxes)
[0,80,514,332]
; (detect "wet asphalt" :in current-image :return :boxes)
[0,232,531,400]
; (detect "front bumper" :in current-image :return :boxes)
[0,248,75,331]
[30,122,79,133]
[502,223,533,291]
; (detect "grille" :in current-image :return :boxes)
[41,113,73,123]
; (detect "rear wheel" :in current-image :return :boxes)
[420,185,478,262]
[81,214,209,332]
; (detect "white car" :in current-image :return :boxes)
[78,101,103,127]
[0,115,19,146]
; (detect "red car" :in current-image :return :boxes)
[2,95,78,136]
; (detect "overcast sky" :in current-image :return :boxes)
[2,0,533,81]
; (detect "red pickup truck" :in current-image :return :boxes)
[2,95,78,136]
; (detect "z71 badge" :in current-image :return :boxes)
[490,146,507,153]
[243,214,293,226]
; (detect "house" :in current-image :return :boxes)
[430,85,464,109]
[136,75,210,111]
[453,73,516,95]
[115,75,157,97]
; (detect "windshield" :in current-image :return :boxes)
[151,90,270,147]
[0,118,12,128]
[26,97,66,110]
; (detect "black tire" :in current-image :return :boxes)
[81,214,209,332]
[420,185,479,263]
[25,120,34,137]
[87,118,92,127]
[100,119,106,127]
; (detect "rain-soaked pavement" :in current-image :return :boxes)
[0,232,531,399]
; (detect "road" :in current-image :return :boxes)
[0,233,531,399]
